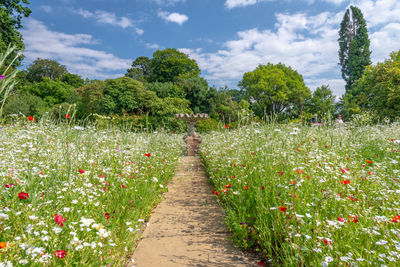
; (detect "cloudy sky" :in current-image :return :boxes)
[21,0,400,96]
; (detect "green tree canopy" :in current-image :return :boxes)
[352,50,400,120]
[26,58,68,82]
[146,81,186,99]
[149,48,200,83]
[75,80,105,118]
[305,85,336,120]
[29,78,75,107]
[239,63,310,118]
[125,56,152,83]
[338,5,371,93]
[175,77,211,114]
[61,73,84,88]
[100,77,158,115]
[0,0,31,65]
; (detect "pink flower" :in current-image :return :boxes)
[54,214,66,227]
[55,250,66,258]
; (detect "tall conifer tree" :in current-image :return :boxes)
[338,6,371,93]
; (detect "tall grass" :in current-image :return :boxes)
[0,118,184,266]
[200,122,400,266]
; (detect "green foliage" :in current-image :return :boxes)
[195,118,219,133]
[29,78,74,107]
[100,77,158,115]
[125,56,152,83]
[3,92,46,116]
[0,45,21,117]
[61,73,84,88]
[351,50,400,120]
[0,0,31,66]
[338,5,371,93]
[26,58,69,82]
[146,81,186,98]
[175,77,211,113]
[239,63,311,118]
[75,80,105,118]
[149,48,200,83]
[305,85,336,121]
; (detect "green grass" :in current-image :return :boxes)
[0,119,184,266]
[200,123,400,266]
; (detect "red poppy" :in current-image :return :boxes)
[324,239,332,245]
[224,184,231,188]
[222,188,228,194]
[54,214,66,227]
[28,116,34,122]
[212,190,219,196]
[278,206,287,212]
[295,169,303,174]
[289,180,297,185]
[65,114,70,119]
[244,186,249,190]
[5,184,14,188]
[55,250,66,258]
[341,168,350,173]
[393,215,400,223]
[366,160,372,164]
[340,180,351,185]
[78,169,85,174]
[261,186,265,190]
[0,242,8,249]
[121,184,127,188]
[105,213,111,220]
[225,124,229,128]
[18,192,29,200]
[348,196,359,201]
[258,262,265,266]
[278,172,283,175]
[99,174,106,178]
[144,153,151,157]
[348,215,358,223]
[338,217,347,222]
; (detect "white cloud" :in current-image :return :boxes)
[158,10,188,25]
[21,19,131,80]
[145,43,161,49]
[181,0,400,97]
[73,8,144,34]
[225,0,257,9]
[153,0,186,5]
[40,5,52,13]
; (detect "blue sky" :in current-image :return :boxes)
[21,0,400,96]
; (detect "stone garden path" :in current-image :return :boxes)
[130,154,260,266]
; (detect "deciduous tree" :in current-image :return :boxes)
[239,63,310,118]
[149,48,200,83]
[0,0,31,65]
[26,58,68,82]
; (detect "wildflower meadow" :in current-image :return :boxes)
[201,123,400,266]
[0,119,183,266]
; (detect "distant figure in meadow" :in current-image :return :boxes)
[335,114,344,127]
[311,114,317,124]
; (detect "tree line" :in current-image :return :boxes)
[1,1,399,130]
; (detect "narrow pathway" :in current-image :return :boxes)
[131,155,259,266]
